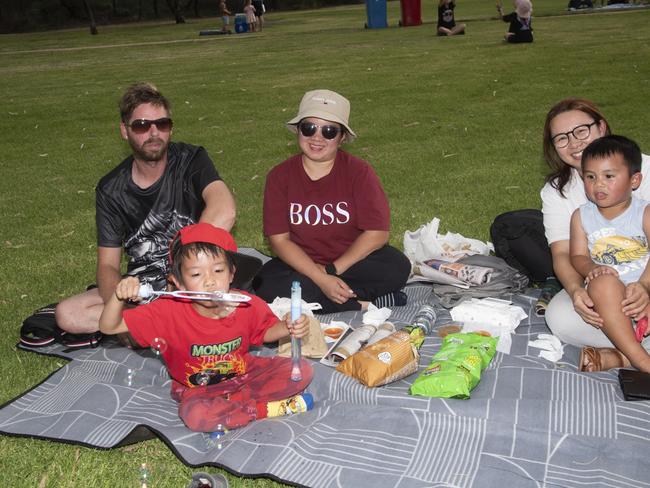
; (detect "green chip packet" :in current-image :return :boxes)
[441,333,497,369]
[409,333,498,399]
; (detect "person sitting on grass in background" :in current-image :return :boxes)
[99,223,310,430]
[244,0,257,32]
[496,0,533,43]
[570,135,650,373]
[437,0,466,36]
[219,0,232,32]
[253,89,411,314]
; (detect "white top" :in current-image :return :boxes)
[541,153,650,244]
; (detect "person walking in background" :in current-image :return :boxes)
[437,0,466,36]
[219,0,232,33]
[252,0,265,31]
[244,0,257,32]
[497,0,533,43]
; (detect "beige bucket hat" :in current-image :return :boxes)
[286,89,357,142]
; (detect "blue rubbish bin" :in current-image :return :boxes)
[365,0,388,28]
[235,13,248,33]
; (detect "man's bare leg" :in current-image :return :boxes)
[55,288,104,334]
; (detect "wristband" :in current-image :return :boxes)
[325,263,338,276]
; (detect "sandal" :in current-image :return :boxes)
[579,346,631,372]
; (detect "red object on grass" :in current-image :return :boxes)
[175,356,314,432]
[399,0,422,26]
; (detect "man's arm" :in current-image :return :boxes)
[199,180,236,231]
[96,246,123,304]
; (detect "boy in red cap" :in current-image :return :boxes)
[100,223,311,430]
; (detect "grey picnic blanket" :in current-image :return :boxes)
[2,284,650,488]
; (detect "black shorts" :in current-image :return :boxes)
[253,0,264,15]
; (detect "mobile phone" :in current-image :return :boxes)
[618,369,650,401]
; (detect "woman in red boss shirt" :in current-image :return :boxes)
[254,89,411,313]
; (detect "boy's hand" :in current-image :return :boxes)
[622,282,650,319]
[114,276,142,303]
[286,313,310,339]
[585,265,617,284]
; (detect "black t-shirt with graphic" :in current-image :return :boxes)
[96,142,221,290]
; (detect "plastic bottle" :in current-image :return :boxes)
[411,304,437,335]
[290,281,302,382]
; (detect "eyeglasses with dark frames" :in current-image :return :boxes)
[551,121,598,149]
[127,117,173,134]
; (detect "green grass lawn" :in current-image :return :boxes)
[1,2,649,486]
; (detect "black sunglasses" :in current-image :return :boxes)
[298,121,342,140]
[127,117,173,134]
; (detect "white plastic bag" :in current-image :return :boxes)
[403,217,493,264]
[450,297,527,354]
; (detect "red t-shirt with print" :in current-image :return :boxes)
[123,292,278,387]
[263,150,390,264]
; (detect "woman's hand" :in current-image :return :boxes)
[317,275,356,305]
[570,287,603,328]
[622,282,650,319]
[585,265,617,284]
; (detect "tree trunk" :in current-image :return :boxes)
[165,0,186,23]
[58,0,79,19]
[182,0,199,17]
[153,0,159,17]
[81,0,98,34]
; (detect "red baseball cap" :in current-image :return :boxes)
[169,223,263,288]
[174,223,238,254]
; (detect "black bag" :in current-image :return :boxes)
[20,303,102,350]
[490,209,554,283]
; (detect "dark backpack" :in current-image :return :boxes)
[19,303,103,351]
[490,209,554,283]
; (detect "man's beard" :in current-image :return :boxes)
[129,136,169,162]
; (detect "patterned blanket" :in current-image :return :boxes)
[2,284,649,488]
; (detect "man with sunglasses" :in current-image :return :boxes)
[55,82,241,335]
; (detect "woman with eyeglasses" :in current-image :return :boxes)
[253,89,411,313]
[541,98,650,359]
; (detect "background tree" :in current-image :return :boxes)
[165,0,186,23]
[81,0,98,34]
